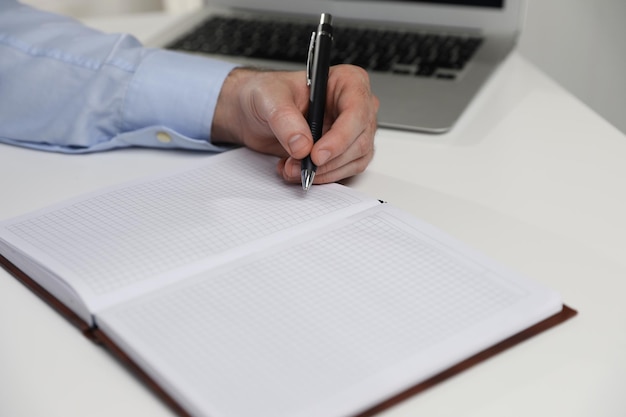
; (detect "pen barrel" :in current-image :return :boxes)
[307,25,333,143]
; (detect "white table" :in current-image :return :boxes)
[1,12,625,417]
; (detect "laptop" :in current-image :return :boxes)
[148,0,525,133]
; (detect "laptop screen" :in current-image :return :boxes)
[212,0,521,33]
[385,0,503,8]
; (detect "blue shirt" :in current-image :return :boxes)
[0,1,238,153]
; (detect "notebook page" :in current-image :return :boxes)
[97,204,561,417]
[0,148,378,322]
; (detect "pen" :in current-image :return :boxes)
[301,13,334,191]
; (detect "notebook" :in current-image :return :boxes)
[147,0,526,133]
[0,148,575,417]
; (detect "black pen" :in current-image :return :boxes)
[301,13,334,191]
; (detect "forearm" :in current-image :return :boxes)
[0,1,237,153]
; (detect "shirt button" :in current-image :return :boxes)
[156,131,172,143]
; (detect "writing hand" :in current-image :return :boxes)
[211,65,379,184]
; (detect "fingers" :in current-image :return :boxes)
[214,65,378,185]
[279,146,375,185]
[314,65,378,170]
[279,117,376,184]
[279,65,378,184]
[312,120,377,183]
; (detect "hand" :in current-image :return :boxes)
[211,65,379,185]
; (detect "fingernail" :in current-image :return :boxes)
[289,161,300,179]
[317,150,331,165]
[289,134,308,155]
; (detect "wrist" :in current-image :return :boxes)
[211,67,256,146]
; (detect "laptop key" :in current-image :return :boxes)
[168,16,483,79]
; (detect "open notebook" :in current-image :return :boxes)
[0,148,574,417]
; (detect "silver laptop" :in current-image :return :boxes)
[149,0,525,133]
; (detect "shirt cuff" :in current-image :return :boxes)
[122,49,238,143]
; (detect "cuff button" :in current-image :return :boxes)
[156,131,172,143]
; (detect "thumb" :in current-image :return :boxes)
[247,71,312,159]
[263,99,313,159]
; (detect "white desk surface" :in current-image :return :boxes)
[1,12,625,417]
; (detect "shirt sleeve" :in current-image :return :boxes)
[0,1,239,153]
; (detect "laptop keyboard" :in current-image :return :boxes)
[168,16,483,79]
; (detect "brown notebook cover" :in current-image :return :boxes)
[1,253,577,417]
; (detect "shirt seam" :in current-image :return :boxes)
[0,33,136,73]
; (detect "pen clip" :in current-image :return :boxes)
[306,31,316,86]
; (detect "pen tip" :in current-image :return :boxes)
[301,170,315,191]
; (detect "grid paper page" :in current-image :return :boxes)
[3,149,368,297]
[97,206,559,417]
